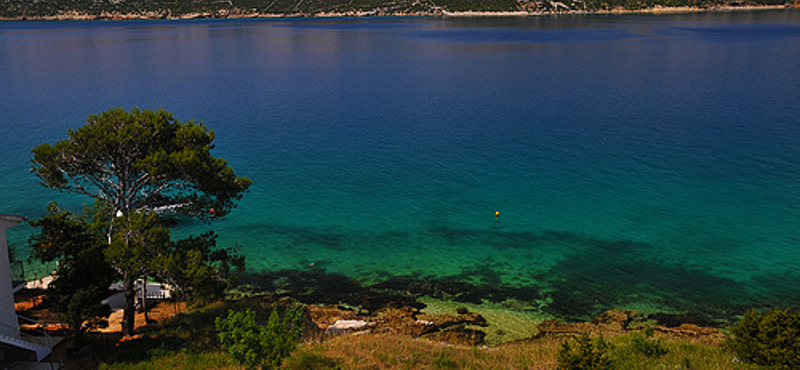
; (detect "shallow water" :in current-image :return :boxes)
[2,11,799,324]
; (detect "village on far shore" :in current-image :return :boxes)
[1,0,797,21]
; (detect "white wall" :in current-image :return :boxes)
[0,216,23,339]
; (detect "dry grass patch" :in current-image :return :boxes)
[284,331,768,370]
[285,333,562,370]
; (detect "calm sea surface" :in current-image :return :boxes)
[2,11,799,327]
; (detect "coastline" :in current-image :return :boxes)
[468,4,793,15]
[0,4,793,21]
[442,4,791,17]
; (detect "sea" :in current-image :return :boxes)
[1,10,799,342]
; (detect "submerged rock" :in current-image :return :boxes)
[648,312,720,328]
[535,309,721,339]
[458,312,488,326]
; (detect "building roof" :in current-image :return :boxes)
[0,214,27,224]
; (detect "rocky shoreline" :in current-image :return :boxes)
[303,300,724,347]
[229,270,733,347]
[0,4,793,21]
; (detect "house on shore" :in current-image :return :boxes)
[1,214,53,363]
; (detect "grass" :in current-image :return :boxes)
[95,300,262,369]
[98,351,235,370]
[99,333,766,370]
[92,301,769,370]
[281,334,561,370]
[281,332,767,370]
[607,333,764,370]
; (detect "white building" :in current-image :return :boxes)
[0,214,52,362]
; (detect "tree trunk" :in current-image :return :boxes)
[122,272,136,336]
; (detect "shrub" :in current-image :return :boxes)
[215,304,305,370]
[557,333,612,370]
[630,333,669,358]
[726,308,800,369]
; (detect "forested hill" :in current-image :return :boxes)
[0,0,793,20]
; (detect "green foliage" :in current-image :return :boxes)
[157,231,245,306]
[557,333,612,370]
[31,107,250,335]
[94,306,766,370]
[99,301,232,366]
[630,333,669,358]
[109,210,172,335]
[31,107,252,220]
[215,305,305,370]
[642,324,655,338]
[107,210,170,281]
[726,308,800,369]
[28,203,116,331]
[7,242,15,263]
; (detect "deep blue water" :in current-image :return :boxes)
[2,11,799,323]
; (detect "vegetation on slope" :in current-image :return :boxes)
[29,107,250,336]
[1,0,791,19]
[83,299,792,370]
[725,309,800,369]
[103,327,767,370]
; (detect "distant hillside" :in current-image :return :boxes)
[0,0,792,19]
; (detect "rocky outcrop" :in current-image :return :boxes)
[592,309,648,331]
[325,319,373,335]
[534,309,637,337]
[655,323,720,337]
[647,312,720,328]
[307,304,360,332]
[306,304,489,346]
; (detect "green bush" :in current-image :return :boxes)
[630,333,668,358]
[557,333,612,370]
[215,305,305,370]
[726,308,800,370]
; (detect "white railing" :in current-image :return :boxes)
[0,307,53,360]
[145,290,169,300]
[15,313,53,348]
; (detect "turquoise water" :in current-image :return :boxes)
[1,11,799,322]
